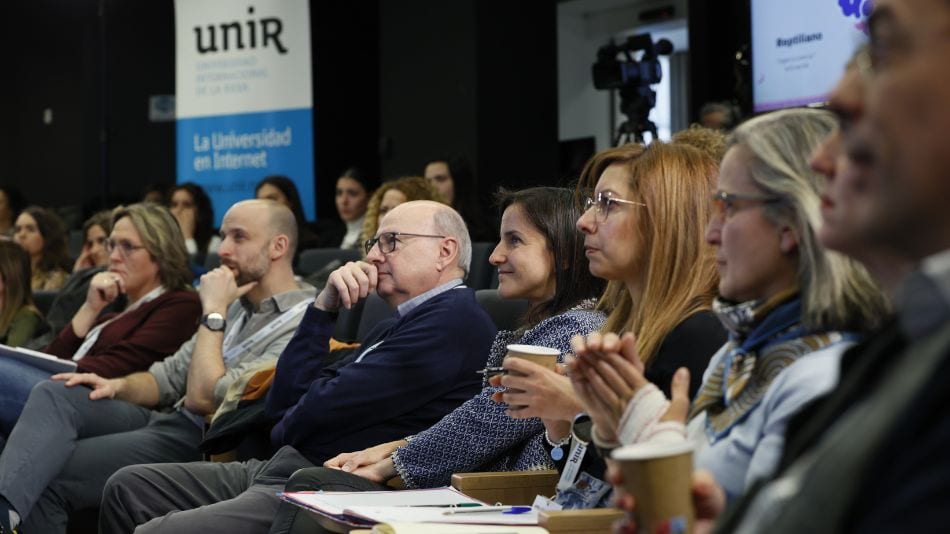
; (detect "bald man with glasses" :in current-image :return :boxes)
[99,200,497,534]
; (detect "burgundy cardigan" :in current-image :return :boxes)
[45,289,201,378]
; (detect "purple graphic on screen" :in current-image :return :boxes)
[839,0,873,32]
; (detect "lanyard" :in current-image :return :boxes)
[221,299,310,362]
[73,286,166,361]
[556,438,589,492]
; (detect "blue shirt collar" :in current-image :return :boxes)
[396,278,465,317]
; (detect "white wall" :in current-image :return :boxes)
[557,0,688,150]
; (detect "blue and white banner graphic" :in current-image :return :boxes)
[175,0,314,225]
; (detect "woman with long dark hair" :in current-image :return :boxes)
[169,182,220,262]
[14,206,71,290]
[0,241,44,347]
[255,175,320,252]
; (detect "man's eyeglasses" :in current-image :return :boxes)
[710,190,783,219]
[364,232,446,255]
[105,238,148,258]
[583,192,646,221]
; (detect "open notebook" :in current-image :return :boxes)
[281,487,541,528]
[0,343,77,374]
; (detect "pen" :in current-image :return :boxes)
[442,505,533,515]
[410,503,484,508]
[477,367,507,378]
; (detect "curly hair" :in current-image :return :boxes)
[672,125,729,163]
[360,176,448,250]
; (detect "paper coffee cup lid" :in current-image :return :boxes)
[506,344,560,355]
[611,440,694,461]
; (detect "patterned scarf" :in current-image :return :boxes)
[689,288,842,441]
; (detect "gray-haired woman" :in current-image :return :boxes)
[571,107,888,501]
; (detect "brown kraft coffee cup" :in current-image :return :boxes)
[504,344,560,372]
[612,441,694,534]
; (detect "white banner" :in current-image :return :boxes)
[175,0,315,223]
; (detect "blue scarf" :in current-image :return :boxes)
[690,290,843,441]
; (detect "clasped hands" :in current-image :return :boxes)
[568,332,691,444]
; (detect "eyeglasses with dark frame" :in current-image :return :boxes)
[105,238,148,258]
[364,232,447,255]
[582,191,646,221]
[710,190,783,219]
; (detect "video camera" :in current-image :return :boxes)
[591,33,673,144]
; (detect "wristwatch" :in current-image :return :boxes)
[201,312,226,332]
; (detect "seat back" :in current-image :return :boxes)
[465,242,496,290]
[33,290,59,316]
[68,230,84,259]
[476,289,529,331]
[297,248,362,276]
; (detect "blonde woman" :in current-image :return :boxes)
[490,141,728,507]
[0,203,201,437]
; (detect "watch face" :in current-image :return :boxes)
[203,313,225,331]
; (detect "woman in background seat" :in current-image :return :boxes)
[0,203,201,438]
[13,206,70,291]
[26,210,114,349]
[169,182,220,264]
[0,241,44,347]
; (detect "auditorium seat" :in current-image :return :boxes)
[465,242,496,290]
[33,290,59,316]
[297,248,362,276]
[475,289,529,331]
